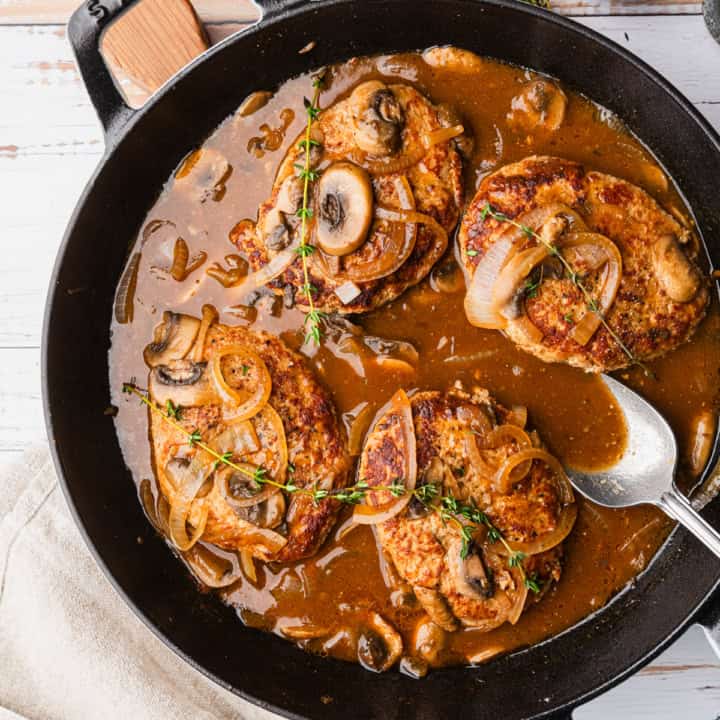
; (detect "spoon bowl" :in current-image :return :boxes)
[567,375,720,557]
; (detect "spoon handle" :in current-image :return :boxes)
[659,488,720,558]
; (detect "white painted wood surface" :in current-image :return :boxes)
[1,2,719,717]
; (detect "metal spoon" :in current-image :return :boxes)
[568,375,720,557]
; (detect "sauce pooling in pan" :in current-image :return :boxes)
[109,49,719,672]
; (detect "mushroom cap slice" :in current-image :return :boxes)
[143,312,200,367]
[350,80,405,156]
[508,79,567,133]
[315,162,374,256]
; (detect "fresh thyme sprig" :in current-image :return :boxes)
[295,72,327,346]
[430,488,539,592]
[480,203,653,377]
[124,381,540,593]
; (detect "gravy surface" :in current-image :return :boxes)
[109,51,720,668]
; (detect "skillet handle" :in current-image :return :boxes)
[68,0,209,144]
[68,1,140,143]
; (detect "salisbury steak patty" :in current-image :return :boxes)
[459,155,708,372]
[146,311,349,563]
[358,386,575,632]
[231,80,464,314]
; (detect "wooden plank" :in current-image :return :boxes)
[0,0,706,23]
[0,349,44,454]
[0,0,260,25]
[579,625,720,718]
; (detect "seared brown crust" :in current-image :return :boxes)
[359,387,565,631]
[150,323,350,563]
[458,155,709,371]
[233,83,463,314]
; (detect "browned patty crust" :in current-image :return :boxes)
[359,387,567,632]
[150,321,350,563]
[458,155,709,372]
[232,82,463,314]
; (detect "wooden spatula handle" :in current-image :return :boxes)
[101,0,209,100]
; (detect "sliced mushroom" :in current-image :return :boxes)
[436,103,474,159]
[238,90,272,118]
[413,619,447,664]
[422,46,486,74]
[413,586,459,632]
[449,542,494,600]
[281,624,331,640]
[407,457,446,519]
[277,175,304,215]
[175,148,232,203]
[651,234,700,302]
[508,79,567,133]
[143,312,201,367]
[399,656,429,678]
[165,457,212,498]
[315,162,374,256]
[430,259,465,294]
[350,81,405,156]
[148,359,216,407]
[236,491,287,529]
[357,612,403,672]
[266,214,292,252]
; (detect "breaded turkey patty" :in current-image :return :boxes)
[459,156,708,372]
[358,386,575,632]
[145,311,349,563]
[232,80,464,314]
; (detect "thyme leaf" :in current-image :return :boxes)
[480,203,654,377]
[124,382,541,593]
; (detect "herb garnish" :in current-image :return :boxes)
[123,381,540,593]
[295,72,327,346]
[480,202,653,377]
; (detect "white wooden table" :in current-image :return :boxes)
[1,1,719,717]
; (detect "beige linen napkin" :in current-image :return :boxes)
[0,447,278,720]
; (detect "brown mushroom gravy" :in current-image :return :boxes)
[109,49,720,672]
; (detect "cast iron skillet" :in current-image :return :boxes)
[44,1,720,718]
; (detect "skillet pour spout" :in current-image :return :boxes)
[44,0,720,718]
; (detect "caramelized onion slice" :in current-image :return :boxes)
[493,244,551,317]
[424,124,464,148]
[319,175,417,284]
[168,456,213,551]
[190,304,217,363]
[465,203,587,329]
[260,404,289,485]
[494,448,577,555]
[240,525,288,558]
[115,253,140,324]
[348,145,427,176]
[563,232,623,346]
[483,424,532,451]
[353,389,418,525]
[239,548,258,583]
[185,543,243,588]
[210,344,272,424]
[232,237,300,299]
[506,502,578,557]
[464,235,516,329]
[506,565,529,625]
[216,463,279,509]
[495,448,573,501]
[374,206,449,257]
[507,405,528,429]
